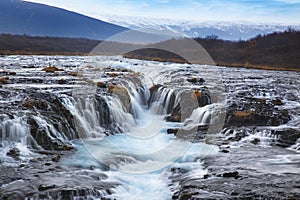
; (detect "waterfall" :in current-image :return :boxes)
[0,114,29,145]
[61,95,106,138]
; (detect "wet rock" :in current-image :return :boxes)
[273,128,300,147]
[187,77,197,83]
[0,180,36,200]
[42,66,64,73]
[225,97,290,127]
[167,128,179,134]
[96,81,107,88]
[272,98,284,106]
[0,76,9,84]
[22,99,48,110]
[187,77,205,84]
[250,138,260,145]
[108,85,131,113]
[107,72,118,77]
[51,155,61,162]
[179,193,193,200]
[7,148,20,159]
[96,96,111,128]
[58,78,67,84]
[149,84,162,95]
[220,149,230,153]
[9,71,17,75]
[165,88,211,123]
[222,171,240,179]
[0,71,16,76]
[68,72,79,76]
[38,184,56,191]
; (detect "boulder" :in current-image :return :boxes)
[108,85,131,113]
[0,76,9,84]
[96,81,107,88]
[42,66,64,73]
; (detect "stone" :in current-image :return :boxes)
[58,79,67,84]
[68,72,79,76]
[108,85,131,113]
[223,171,239,178]
[96,81,107,88]
[0,76,9,84]
[42,66,64,73]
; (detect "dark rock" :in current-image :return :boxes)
[203,174,209,179]
[225,98,290,127]
[187,77,197,83]
[58,78,67,84]
[108,84,131,113]
[273,128,300,147]
[7,148,20,159]
[222,171,239,178]
[149,84,162,96]
[220,149,230,153]
[38,184,56,191]
[167,128,179,134]
[0,76,9,84]
[19,164,26,168]
[42,66,64,73]
[96,81,107,88]
[51,155,61,162]
[251,138,260,145]
[68,72,79,76]
[272,98,284,106]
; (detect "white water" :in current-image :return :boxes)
[2,55,300,199]
[62,69,220,199]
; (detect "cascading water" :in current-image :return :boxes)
[58,58,223,200]
[1,55,299,199]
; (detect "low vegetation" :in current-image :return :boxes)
[1,30,299,71]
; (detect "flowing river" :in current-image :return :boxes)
[0,55,299,199]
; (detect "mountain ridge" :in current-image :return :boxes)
[0,0,127,40]
[99,15,300,41]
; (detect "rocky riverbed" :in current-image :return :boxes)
[0,55,299,199]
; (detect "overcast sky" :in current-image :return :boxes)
[25,0,300,24]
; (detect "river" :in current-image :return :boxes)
[0,55,299,199]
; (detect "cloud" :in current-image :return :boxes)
[274,0,300,3]
[24,0,300,24]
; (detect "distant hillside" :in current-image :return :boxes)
[0,34,99,55]
[0,0,127,40]
[0,30,299,71]
[124,30,300,71]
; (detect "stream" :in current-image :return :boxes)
[0,55,299,199]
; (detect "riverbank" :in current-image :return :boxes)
[1,30,299,72]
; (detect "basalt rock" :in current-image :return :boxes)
[0,76,9,84]
[108,84,131,113]
[166,88,211,122]
[225,97,290,127]
[42,66,64,73]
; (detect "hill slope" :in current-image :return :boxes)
[0,0,127,40]
[124,30,300,71]
[0,30,299,71]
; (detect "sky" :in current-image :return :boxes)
[24,0,300,24]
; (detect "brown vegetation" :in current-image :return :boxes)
[1,30,299,71]
[124,30,300,71]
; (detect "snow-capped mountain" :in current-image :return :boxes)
[99,15,300,41]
